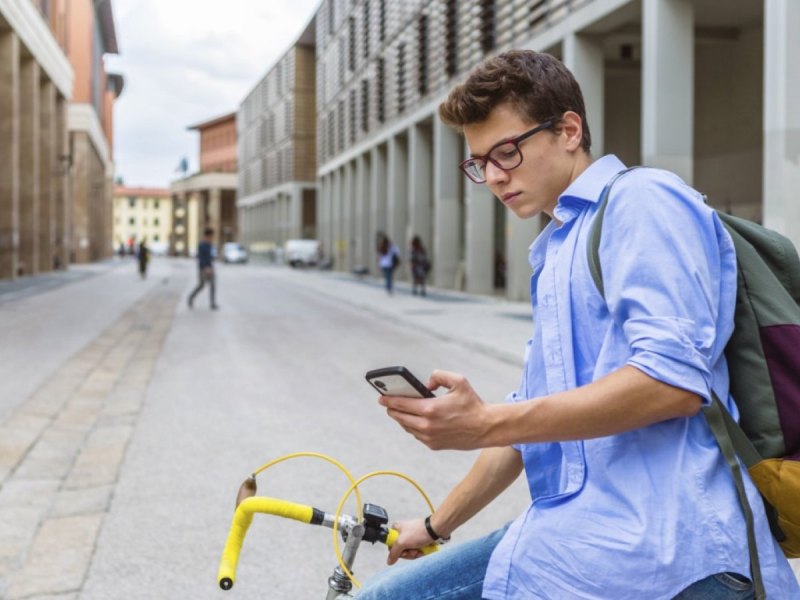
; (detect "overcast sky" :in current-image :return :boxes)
[106,0,321,189]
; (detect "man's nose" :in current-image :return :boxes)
[484,160,509,186]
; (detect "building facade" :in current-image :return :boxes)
[310,0,798,301]
[0,0,72,278]
[0,0,122,281]
[112,186,172,254]
[170,112,238,256]
[63,0,122,264]
[237,16,318,258]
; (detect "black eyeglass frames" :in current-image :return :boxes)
[459,121,553,184]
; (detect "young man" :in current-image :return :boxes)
[357,51,799,599]
[187,227,219,310]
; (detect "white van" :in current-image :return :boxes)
[284,239,321,267]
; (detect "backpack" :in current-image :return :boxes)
[587,168,800,599]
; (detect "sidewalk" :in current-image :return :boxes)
[265,266,533,368]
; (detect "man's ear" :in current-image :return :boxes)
[560,111,584,152]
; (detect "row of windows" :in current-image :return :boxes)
[126,197,163,209]
[117,217,163,226]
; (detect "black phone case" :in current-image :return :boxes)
[365,366,434,398]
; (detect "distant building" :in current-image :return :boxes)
[236,16,317,258]
[170,112,238,256]
[112,186,172,254]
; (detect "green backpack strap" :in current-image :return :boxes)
[704,395,766,600]
[587,168,639,297]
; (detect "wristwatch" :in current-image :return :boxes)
[424,514,451,544]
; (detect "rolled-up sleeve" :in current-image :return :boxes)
[597,170,727,404]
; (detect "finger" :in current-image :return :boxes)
[381,395,428,416]
[427,370,464,391]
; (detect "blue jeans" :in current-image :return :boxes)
[381,266,394,293]
[354,525,755,600]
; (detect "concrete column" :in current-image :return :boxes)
[38,79,56,272]
[354,154,368,268]
[464,176,495,295]
[331,169,343,269]
[19,55,39,275]
[55,94,69,268]
[369,145,388,274]
[564,32,605,156]
[642,0,694,183]
[319,175,329,252]
[209,188,222,251]
[505,214,541,301]
[71,132,91,263]
[763,0,800,248]
[408,122,433,255]
[432,119,462,289]
[387,134,408,267]
[0,31,20,279]
[187,192,199,255]
[342,161,354,271]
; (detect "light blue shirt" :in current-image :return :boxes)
[482,155,800,599]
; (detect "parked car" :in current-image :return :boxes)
[285,239,321,267]
[222,242,249,264]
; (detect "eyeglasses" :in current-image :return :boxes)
[459,121,553,184]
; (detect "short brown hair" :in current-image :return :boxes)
[438,50,591,153]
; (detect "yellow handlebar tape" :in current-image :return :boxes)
[217,497,316,590]
[385,528,439,556]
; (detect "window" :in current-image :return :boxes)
[445,0,458,77]
[397,43,406,114]
[379,0,386,43]
[361,79,369,132]
[154,200,160,209]
[128,197,136,208]
[417,15,429,96]
[154,218,160,226]
[154,234,160,242]
[377,58,386,123]
[328,109,336,155]
[363,1,370,58]
[349,89,357,144]
[328,0,335,35]
[129,217,135,225]
[348,17,356,71]
[480,0,495,54]
[338,101,345,151]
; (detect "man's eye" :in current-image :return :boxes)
[493,146,518,159]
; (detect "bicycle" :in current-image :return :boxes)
[216,452,440,599]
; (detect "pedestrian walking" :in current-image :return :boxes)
[187,227,219,310]
[377,234,400,295]
[409,236,430,297]
[358,50,799,599]
[137,239,149,279]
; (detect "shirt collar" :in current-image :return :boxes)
[553,155,628,222]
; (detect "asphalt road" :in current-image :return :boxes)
[0,257,530,599]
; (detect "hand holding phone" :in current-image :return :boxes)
[365,366,434,398]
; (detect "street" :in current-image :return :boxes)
[1,258,798,599]
[0,258,532,599]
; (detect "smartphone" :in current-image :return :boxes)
[365,366,435,398]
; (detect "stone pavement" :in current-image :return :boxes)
[0,266,185,599]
